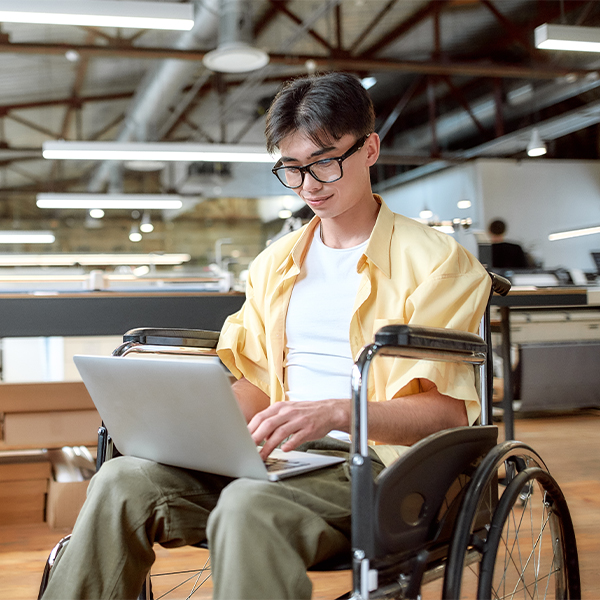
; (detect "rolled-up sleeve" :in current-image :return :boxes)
[375,241,491,426]
[217,266,271,398]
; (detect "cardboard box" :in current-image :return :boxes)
[0,451,51,525]
[45,447,95,530]
[46,477,90,530]
[2,409,101,449]
[0,381,94,413]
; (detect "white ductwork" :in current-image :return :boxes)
[88,0,220,192]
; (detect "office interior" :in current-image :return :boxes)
[1,1,600,597]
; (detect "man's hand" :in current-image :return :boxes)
[248,399,350,460]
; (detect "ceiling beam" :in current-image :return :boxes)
[349,0,398,54]
[61,33,94,140]
[359,0,451,58]
[0,91,134,113]
[0,41,593,80]
[254,0,290,36]
[267,0,334,52]
[273,53,598,80]
[4,113,60,139]
[480,0,535,53]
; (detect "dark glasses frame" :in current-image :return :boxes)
[271,134,369,189]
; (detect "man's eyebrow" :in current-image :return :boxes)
[280,145,337,163]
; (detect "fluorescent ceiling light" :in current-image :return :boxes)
[549,225,600,241]
[0,253,191,266]
[37,193,184,210]
[42,141,277,163]
[535,23,600,53]
[0,0,194,30]
[0,231,55,244]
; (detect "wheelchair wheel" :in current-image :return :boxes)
[37,535,71,599]
[443,441,580,599]
[477,467,579,599]
[138,551,212,600]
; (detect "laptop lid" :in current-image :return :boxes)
[74,355,343,481]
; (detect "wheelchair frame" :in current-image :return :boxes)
[39,273,581,600]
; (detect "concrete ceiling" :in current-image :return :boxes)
[2,0,600,252]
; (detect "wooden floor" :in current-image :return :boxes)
[2,411,599,599]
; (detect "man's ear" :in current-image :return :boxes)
[365,133,380,167]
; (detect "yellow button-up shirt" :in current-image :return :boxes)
[217,197,491,465]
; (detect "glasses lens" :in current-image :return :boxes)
[310,159,342,183]
[278,167,302,188]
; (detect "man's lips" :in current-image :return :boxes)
[303,194,332,206]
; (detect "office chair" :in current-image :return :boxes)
[39,273,580,600]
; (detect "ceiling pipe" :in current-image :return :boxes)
[375,96,600,191]
[388,73,600,153]
[87,0,220,193]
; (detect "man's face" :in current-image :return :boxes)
[277,131,379,222]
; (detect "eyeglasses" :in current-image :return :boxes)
[271,135,369,189]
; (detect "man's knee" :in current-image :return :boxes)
[87,456,162,505]
[207,478,284,535]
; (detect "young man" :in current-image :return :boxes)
[42,72,490,600]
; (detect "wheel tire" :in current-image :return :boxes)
[442,441,579,599]
[477,467,580,599]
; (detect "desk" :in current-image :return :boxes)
[0,291,247,450]
[491,287,595,440]
[0,291,246,337]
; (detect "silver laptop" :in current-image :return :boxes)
[74,354,344,481]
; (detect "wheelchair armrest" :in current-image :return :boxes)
[489,271,511,296]
[122,327,220,349]
[374,324,486,355]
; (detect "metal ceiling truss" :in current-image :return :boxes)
[1,0,600,197]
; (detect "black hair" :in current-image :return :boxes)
[489,219,507,236]
[264,72,375,153]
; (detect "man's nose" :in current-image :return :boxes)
[302,170,322,192]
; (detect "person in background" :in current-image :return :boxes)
[488,218,528,269]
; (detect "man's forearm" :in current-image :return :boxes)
[366,384,468,446]
[232,377,270,423]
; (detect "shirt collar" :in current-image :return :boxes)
[276,218,320,275]
[276,194,393,279]
[362,195,392,279]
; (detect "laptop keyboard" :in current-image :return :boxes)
[264,456,310,472]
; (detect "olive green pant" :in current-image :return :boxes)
[42,439,384,600]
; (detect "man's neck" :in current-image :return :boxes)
[320,194,380,249]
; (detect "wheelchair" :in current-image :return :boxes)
[39,272,580,600]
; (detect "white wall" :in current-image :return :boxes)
[477,159,600,271]
[382,158,600,271]
[382,162,485,259]
[2,336,122,382]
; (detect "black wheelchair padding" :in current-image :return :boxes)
[372,425,498,557]
[374,324,487,355]
[489,272,511,296]
[123,327,220,349]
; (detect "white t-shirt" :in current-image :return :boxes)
[285,225,368,441]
